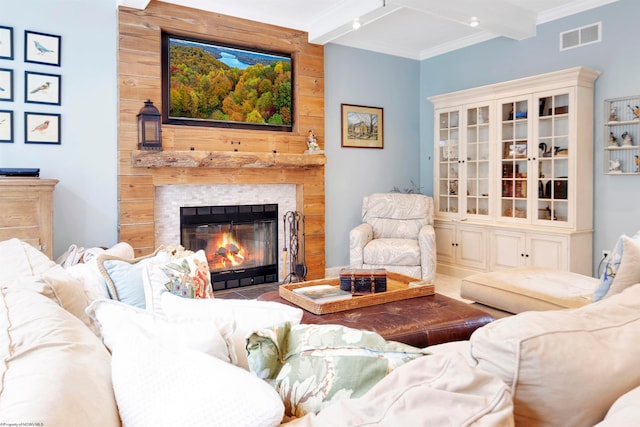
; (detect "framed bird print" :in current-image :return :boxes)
[24,31,61,67]
[25,71,60,105]
[25,112,60,144]
[0,110,12,143]
[0,26,13,60]
[0,68,12,102]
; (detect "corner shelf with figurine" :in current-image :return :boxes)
[604,96,640,175]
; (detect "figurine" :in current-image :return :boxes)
[306,129,319,152]
[609,106,618,122]
[628,105,640,120]
[621,131,633,146]
[609,132,618,147]
[609,159,622,173]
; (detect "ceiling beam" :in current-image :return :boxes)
[392,0,537,40]
[308,0,401,45]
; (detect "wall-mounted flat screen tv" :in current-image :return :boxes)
[161,33,293,132]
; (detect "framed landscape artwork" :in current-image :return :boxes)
[25,112,60,144]
[341,104,384,148]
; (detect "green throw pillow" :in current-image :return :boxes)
[247,323,429,421]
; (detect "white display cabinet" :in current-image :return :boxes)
[429,67,599,277]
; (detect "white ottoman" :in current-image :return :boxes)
[461,266,599,314]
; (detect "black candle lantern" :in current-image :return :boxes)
[137,99,162,151]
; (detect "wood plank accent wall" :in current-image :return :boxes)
[118,1,326,279]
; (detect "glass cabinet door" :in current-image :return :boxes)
[535,92,570,224]
[465,105,491,217]
[498,98,530,221]
[437,110,460,215]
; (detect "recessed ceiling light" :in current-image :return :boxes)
[469,16,480,28]
[352,18,361,30]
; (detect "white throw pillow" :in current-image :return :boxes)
[607,235,640,296]
[161,292,303,370]
[471,283,640,427]
[111,331,284,427]
[86,299,237,364]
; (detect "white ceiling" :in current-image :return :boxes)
[119,0,618,59]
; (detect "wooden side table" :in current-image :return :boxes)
[0,178,58,258]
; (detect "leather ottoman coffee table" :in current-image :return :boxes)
[258,291,495,348]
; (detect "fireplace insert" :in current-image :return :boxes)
[180,204,278,290]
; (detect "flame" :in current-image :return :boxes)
[210,232,245,268]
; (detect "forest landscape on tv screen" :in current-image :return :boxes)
[163,34,293,131]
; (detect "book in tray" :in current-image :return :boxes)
[293,284,352,303]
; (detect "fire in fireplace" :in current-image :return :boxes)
[180,204,278,290]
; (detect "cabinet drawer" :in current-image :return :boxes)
[1,197,40,227]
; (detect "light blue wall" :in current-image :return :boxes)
[419,0,640,275]
[2,0,636,274]
[324,44,420,267]
[1,0,118,257]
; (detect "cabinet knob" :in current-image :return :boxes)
[521,253,525,257]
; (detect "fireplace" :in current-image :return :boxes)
[180,203,278,290]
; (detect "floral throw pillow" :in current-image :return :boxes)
[247,323,429,421]
[160,249,213,299]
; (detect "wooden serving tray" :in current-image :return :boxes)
[279,271,435,315]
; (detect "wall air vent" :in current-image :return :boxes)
[560,22,601,51]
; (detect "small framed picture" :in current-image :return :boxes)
[24,30,61,66]
[0,110,13,143]
[341,104,384,149]
[25,112,60,144]
[25,71,61,105]
[0,68,13,101]
[0,26,13,60]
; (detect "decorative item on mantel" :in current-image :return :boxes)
[304,129,323,154]
[137,99,162,151]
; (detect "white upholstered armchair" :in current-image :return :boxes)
[349,193,436,282]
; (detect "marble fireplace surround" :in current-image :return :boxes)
[155,184,296,281]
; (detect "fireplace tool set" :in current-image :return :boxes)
[282,210,307,283]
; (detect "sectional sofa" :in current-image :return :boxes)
[1,236,639,426]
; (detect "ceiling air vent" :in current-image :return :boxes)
[560,22,601,51]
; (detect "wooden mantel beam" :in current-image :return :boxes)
[131,150,326,169]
